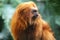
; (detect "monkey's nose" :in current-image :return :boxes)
[34,13,38,18]
[32,14,38,20]
[35,14,38,17]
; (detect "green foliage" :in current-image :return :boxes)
[0,16,4,32]
[0,0,4,8]
[48,0,60,15]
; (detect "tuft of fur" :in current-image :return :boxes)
[11,1,56,40]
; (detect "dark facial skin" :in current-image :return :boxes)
[31,8,38,20]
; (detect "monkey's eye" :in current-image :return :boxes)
[32,9,37,13]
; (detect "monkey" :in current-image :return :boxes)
[10,1,56,40]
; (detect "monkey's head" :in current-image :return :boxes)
[16,1,41,25]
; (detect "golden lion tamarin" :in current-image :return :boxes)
[11,1,56,40]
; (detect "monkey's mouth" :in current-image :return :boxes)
[32,14,38,20]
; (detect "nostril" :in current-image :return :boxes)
[35,14,38,17]
[32,14,38,20]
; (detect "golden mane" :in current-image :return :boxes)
[11,1,56,40]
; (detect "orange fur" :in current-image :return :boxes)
[11,1,56,40]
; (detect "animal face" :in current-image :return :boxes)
[18,2,40,24]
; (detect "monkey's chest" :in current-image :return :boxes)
[23,25,41,40]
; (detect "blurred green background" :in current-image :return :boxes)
[0,0,60,40]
